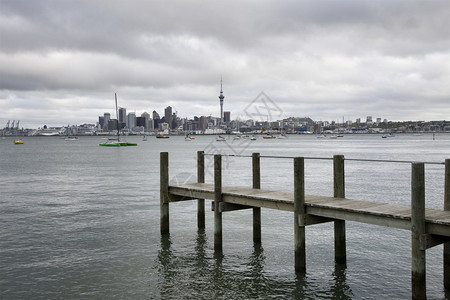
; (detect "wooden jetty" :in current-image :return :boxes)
[160,151,450,300]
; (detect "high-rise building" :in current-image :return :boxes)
[108,119,117,131]
[224,111,230,124]
[118,107,126,127]
[98,116,105,129]
[218,78,224,123]
[199,116,207,131]
[141,112,150,130]
[136,116,146,128]
[153,110,160,129]
[103,113,110,131]
[165,106,173,129]
[127,112,136,130]
[171,113,178,130]
[147,118,154,131]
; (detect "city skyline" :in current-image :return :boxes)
[1,1,449,129]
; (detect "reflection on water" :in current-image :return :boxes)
[331,263,353,299]
[157,231,354,299]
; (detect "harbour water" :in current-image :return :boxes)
[1,134,449,299]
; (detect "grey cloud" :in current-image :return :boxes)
[1,0,449,127]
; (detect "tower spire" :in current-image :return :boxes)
[219,76,224,123]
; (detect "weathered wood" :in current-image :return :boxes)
[333,155,346,264]
[419,234,450,250]
[214,155,223,252]
[445,159,450,291]
[411,162,426,300]
[160,152,169,234]
[253,153,262,243]
[197,151,205,229]
[306,206,411,230]
[211,201,252,212]
[168,183,450,235]
[162,153,450,297]
[294,157,306,272]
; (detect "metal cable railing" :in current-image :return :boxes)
[203,153,446,165]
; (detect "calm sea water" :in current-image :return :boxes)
[1,134,449,299]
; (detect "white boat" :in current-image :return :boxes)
[216,135,226,142]
[64,136,79,141]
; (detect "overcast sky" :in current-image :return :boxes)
[1,0,449,128]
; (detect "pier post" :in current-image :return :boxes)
[411,162,426,300]
[444,159,450,291]
[197,151,205,230]
[294,157,306,272]
[214,155,223,252]
[253,153,261,244]
[160,152,169,235]
[333,155,346,264]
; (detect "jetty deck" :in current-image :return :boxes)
[169,183,450,237]
[160,151,450,299]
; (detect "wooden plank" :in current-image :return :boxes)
[306,206,412,230]
[167,184,450,234]
[419,234,450,250]
[168,194,196,202]
[210,202,252,212]
[425,210,450,224]
[427,223,450,237]
[425,210,449,219]
[304,214,335,226]
[169,186,214,200]
[223,194,295,211]
[306,196,342,204]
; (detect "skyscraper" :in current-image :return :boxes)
[224,111,230,124]
[127,112,136,130]
[103,112,110,131]
[152,110,160,129]
[219,78,224,123]
[118,107,126,124]
[165,106,173,129]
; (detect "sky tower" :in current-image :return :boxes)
[219,77,224,123]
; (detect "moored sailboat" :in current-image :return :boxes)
[99,94,137,147]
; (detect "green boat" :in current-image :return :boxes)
[99,93,138,147]
[99,140,138,147]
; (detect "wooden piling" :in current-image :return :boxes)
[214,155,223,252]
[160,152,169,235]
[252,153,261,244]
[294,157,306,272]
[333,155,346,264]
[411,162,426,300]
[444,159,450,291]
[197,151,205,230]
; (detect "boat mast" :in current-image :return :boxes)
[115,93,120,141]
